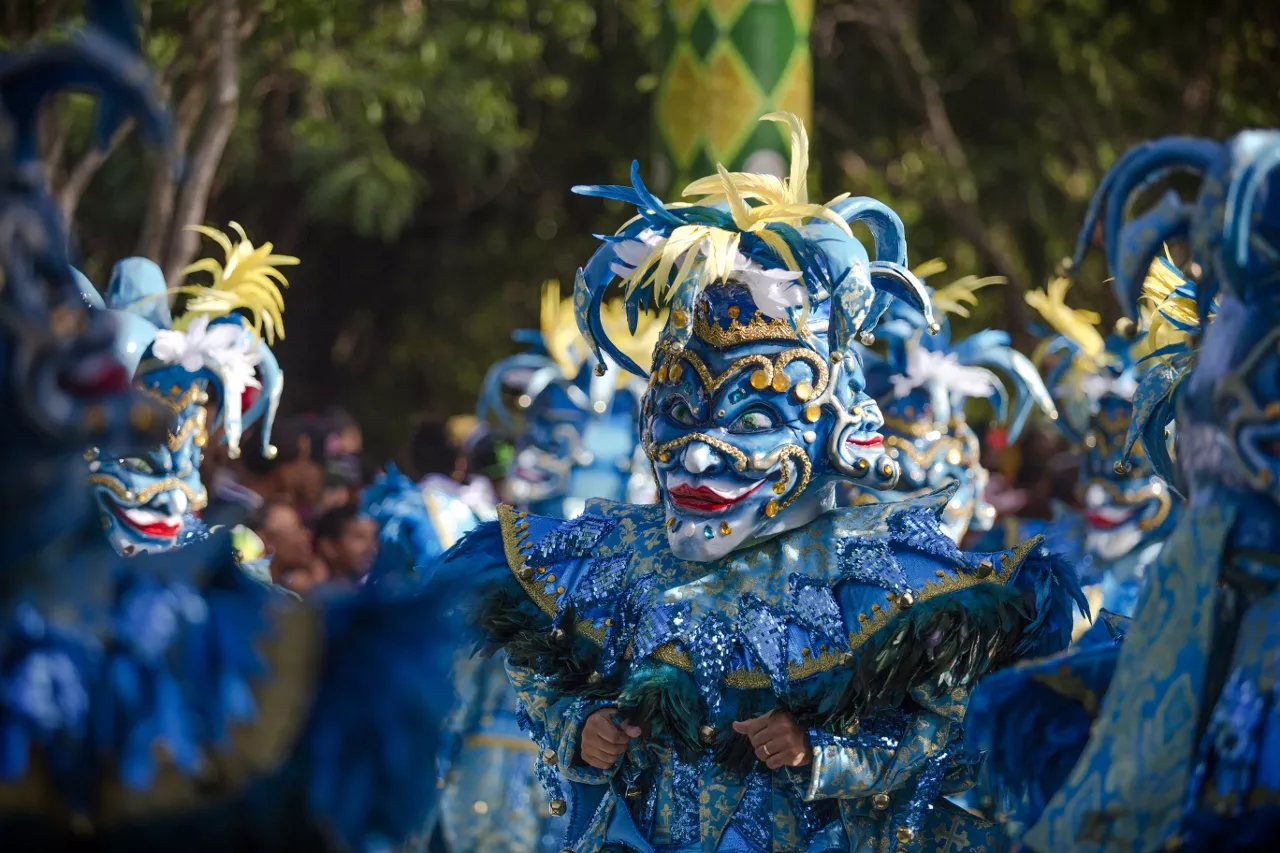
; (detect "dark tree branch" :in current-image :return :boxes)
[57,118,136,221]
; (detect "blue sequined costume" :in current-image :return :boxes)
[0,16,460,848]
[969,132,1280,851]
[442,114,1085,853]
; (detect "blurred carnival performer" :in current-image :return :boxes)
[848,265,1055,544]
[969,132,1280,851]
[0,12,463,848]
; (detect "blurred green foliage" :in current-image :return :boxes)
[20,0,1280,460]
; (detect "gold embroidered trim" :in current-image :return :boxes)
[693,308,799,347]
[885,434,975,471]
[498,504,1043,688]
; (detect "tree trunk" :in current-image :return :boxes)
[160,0,242,284]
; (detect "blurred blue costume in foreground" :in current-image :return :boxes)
[969,132,1280,851]
[853,268,1055,544]
[0,13,460,849]
[439,113,1085,853]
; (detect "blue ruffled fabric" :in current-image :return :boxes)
[965,608,1125,832]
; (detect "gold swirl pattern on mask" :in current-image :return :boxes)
[655,345,830,400]
[1077,477,1173,532]
[89,473,209,511]
[884,434,975,472]
[498,504,1043,689]
[140,382,207,413]
[167,406,209,452]
[648,432,751,472]
[774,444,813,512]
[692,307,800,347]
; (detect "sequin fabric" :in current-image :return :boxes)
[737,597,790,691]
[886,506,972,569]
[788,574,849,650]
[834,539,908,592]
[1187,667,1266,815]
[730,769,774,851]
[900,749,952,837]
[529,513,618,566]
[665,753,702,846]
[687,615,734,717]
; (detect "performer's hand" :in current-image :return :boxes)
[732,711,812,770]
[577,708,642,769]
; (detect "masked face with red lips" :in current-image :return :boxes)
[644,284,902,562]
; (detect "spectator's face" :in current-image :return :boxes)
[319,516,377,579]
[261,503,314,574]
[281,434,325,506]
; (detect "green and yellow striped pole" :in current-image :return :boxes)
[653,0,813,194]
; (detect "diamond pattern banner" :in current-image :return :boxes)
[654,0,813,194]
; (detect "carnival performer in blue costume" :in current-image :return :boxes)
[0,10,462,849]
[79,223,291,557]
[852,267,1055,544]
[433,113,1085,853]
[366,286,663,853]
[481,280,663,519]
[1021,274,1181,624]
[968,131,1280,852]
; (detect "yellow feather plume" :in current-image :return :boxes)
[617,112,849,316]
[542,280,667,381]
[1025,278,1107,367]
[912,258,1004,320]
[1136,250,1200,361]
[175,222,298,344]
[541,280,589,379]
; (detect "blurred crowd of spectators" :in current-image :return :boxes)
[200,408,510,596]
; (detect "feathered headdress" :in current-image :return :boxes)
[871,262,1054,440]
[478,280,664,430]
[175,221,297,345]
[87,222,297,458]
[572,112,936,376]
[1024,277,1141,443]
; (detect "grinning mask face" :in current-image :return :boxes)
[83,227,292,556]
[645,284,897,561]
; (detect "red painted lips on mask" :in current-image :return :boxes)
[668,481,766,513]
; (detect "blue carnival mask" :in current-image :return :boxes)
[480,282,659,518]
[1025,269,1180,560]
[573,112,935,561]
[853,273,1055,542]
[0,30,171,564]
[83,226,294,555]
